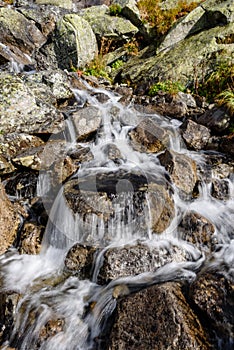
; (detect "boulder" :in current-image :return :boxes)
[64,243,98,278]
[81,5,138,42]
[54,14,98,70]
[4,171,38,200]
[72,106,102,141]
[190,271,234,349]
[211,178,230,200]
[178,211,217,253]
[157,0,234,54]
[0,182,20,255]
[0,73,64,135]
[197,106,232,133]
[129,117,169,153]
[19,222,45,255]
[180,119,211,151]
[63,170,175,239]
[159,149,198,195]
[147,183,175,233]
[112,0,150,40]
[117,22,234,89]
[0,7,46,66]
[97,241,197,284]
[35,0,73,9]
[106,282,212,349]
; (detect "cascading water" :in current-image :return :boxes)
[0,80,233,350]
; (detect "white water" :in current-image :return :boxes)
[1,81,234,349]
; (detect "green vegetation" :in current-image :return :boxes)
[138,0,203,36]
[216,89,234,117]
[111,59,124,70]
[83,54,109,79]
[149,80,185,96]
[109,4,122,16]
[195,60,234,102]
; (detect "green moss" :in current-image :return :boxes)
[149,80,185,96]
[111,59,124,70]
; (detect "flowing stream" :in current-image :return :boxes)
[0,80,233,349]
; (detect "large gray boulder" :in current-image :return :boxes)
[54,14,98,69]
[35,0,73,9]
[157,0,234,53]
[118,23,234,88]
[0,73,64,134]
[0,7,46,66]
[81,5,138,42]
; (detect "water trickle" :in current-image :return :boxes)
[0,80,233,349]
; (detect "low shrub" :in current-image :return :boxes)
[149,80,185,96]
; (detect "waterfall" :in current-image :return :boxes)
[0,81,233,350]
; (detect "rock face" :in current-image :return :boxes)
[117,21,234,88]
[0,7,46,66]
[159,149,197,195]
[54,14,98,69]
[157,0,234,53]
[197,106,232,133]
[0,182,20,255]
[106,282,212,350]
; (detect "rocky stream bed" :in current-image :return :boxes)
[0,0,233,349]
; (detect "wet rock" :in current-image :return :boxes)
[72,106,102,141]
[211,178,230,200]
[0,182,20,255]
[97,241,196,284]
[147,183,175,233]
[65,243,98,278]
[190,271,234,349]
[106,282,212,350]
[129,118,169,153]
[38,318,65,345]
[0,7,46,66]
[54,14,98,70]
[178,211,216,253]
[180,119,211,151]
[0,292,20,345]
[102,143,122,163]
[197,106,231,133]
[159,149,197,195]
[0,73,64,135]
[4,171,38,199]
[19,222,44,255]
[81,5,138,42]
[64,171,174,237]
